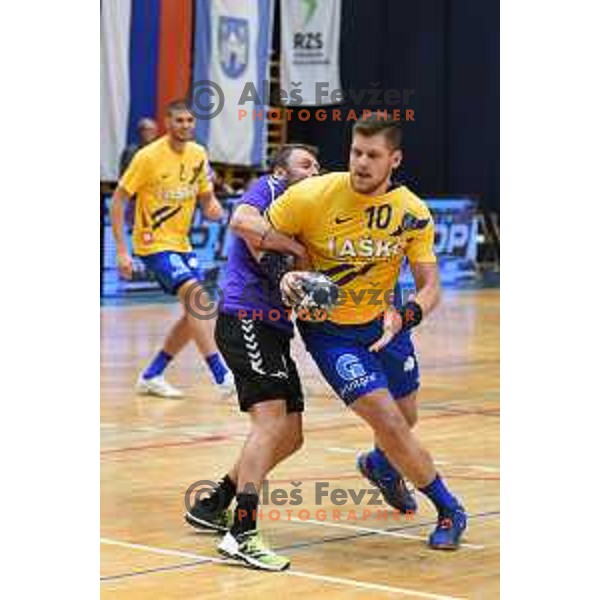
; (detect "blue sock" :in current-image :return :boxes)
[369,447,398,475]
[143,350,173,380]
[206,353,228,384]
[419,474,460,515]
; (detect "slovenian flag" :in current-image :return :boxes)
[100,0,272,181]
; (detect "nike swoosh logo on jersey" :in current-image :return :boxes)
[334,216,353,224]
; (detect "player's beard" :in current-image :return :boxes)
[285,169,312,186]
[175,131,191,142]
[286,172,303,186]
[169,127,193,143]
[351,170,390,195]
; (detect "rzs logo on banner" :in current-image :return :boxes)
[294,32,323,50]
[218,16,249,78]
[281,0,342,106]
[294,0,322,49]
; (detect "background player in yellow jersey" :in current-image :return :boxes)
[270,115,467,549]
[110,100,233,398]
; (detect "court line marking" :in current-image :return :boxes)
[100,405,499,457]
[101,560,208,582]
[100,537,465,599]
[322,447,500,473]
[277,511,500,555]
[287,517,485,550]
[99,390,498,435]
[100,537,228,562]
[268,471,498,484]
[324,446,356,454]
[283,570,466,599]
[434,460,499,474]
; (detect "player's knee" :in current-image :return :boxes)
[362,400,407,431]
[257,416,291,445]
[371,412,412,451]
[405,410,418,428]
[396,392,418,428]
[177,278,200,299]
[277,421,303,457]
[289,428,304,454]
[284,422,303,453]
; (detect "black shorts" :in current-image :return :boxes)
[215,312,304,413]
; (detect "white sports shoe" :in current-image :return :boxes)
[135,375,184,398]
[217,371,236,398]
[217,530,290,571]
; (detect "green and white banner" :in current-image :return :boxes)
[280,0,342,106]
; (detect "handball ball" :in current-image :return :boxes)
[294,272,340,320]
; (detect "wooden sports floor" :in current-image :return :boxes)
[101,288,499,599]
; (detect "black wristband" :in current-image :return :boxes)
[398,301,423,332]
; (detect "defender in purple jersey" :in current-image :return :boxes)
[185,144,320,571]
[220,173,294,333]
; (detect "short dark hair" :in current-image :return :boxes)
[269,143,319,170]
[166,99,192,116]
[353,114,402,150]
[137,118,156,130]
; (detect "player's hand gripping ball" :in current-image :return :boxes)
[280,271,340,321]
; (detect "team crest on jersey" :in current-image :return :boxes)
[142,231,153,245]
[390,213,430,237]
[219,17,249,78]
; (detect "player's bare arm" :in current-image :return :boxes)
[229,203,310,268]
[370,262,441,353]
[410,261,441,316]
[110,186,133,279]
[197,190,224,221]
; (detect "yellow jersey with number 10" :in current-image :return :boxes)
[118,136,212,256]
[267,172,436,325]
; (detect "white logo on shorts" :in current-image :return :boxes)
[169,254,189,278]
[241,318,266,375]
[404,356,416,372]
[336,354,367,382]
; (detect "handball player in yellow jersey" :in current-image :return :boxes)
[110,100,233,398]
[270,115,467,549]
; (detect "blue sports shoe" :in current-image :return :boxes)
[428,507,468,550]
[357,452,418,514]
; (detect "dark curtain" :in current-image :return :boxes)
[284,0,500,212]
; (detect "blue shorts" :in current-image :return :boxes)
[139,251,203,295]
[297,318,420,405]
